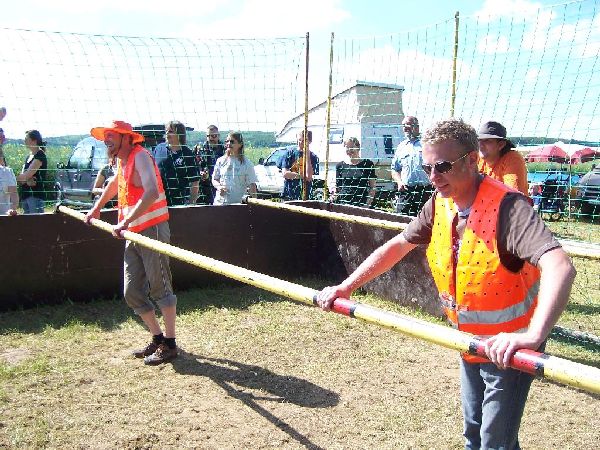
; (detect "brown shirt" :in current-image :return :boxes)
[403,191,561,271]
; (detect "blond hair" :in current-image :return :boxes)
[422,118,478,153]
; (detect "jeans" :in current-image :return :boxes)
[459,358,535,450]
[22,196,45,214]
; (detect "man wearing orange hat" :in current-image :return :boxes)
[85,120,178,365]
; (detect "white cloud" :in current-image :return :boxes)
[49,0,224,16]
[180,0,351,39]
[525,67,540,81]
[478,34,509,54]
[523,12,600,57]
[475,0,555,24]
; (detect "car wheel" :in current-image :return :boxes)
[311,187,327,201]
[55,183,64,201]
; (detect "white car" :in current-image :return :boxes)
[254,146,294,197]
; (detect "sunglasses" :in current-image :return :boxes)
[208,133,219,138]
[225,139,238,144]
[421,151,471,175]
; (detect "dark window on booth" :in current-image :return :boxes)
[383,135,393,155]
[329,129,344,144]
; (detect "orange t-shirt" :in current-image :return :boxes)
[478,150,528,195]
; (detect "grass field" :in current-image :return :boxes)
[0,282,599,449]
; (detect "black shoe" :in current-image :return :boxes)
[144,343,178,365]
[132,341,160,359]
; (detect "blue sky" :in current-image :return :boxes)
[2,0,598,141]
[3,0,560,40]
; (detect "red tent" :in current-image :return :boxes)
[525,145,568,163]
[569,146,599,164]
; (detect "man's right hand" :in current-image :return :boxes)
[84,207,100,225]
[316,284,353,311]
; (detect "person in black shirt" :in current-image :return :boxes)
[194,124,225,204]
[333,137,376,207]
[158,121,200,206]
[17,129,48,214]
[278,129,320,200]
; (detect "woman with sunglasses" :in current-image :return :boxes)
[333,137,376,207]
[212,131,257,205]
[16,129,48,214]
[477,121,528,194]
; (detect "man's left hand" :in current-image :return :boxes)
[484,332,541,369]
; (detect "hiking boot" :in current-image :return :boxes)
[132,341,160,359]
[144,343,178,365]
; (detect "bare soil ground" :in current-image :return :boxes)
[0,286,598,449]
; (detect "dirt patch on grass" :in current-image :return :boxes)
[0,348,31,366]
[0,286,598,449]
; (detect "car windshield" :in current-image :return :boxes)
[91,146,109,170]
[69,144,92,169]
[264,148,290,165]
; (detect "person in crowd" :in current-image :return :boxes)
[478,121,528,194]
[317,118,575,450]
[158,120,200,206]
[0,144,18,216]
[391,116,433,215]
[92,158,116,208]
[151,141,169,167]
[0,127,6,166]
[529,182,543,211]
[212,131,257,205]
[16,129,48,214]
[278,129,319,200]
[333,137,376,207]
[194,124,225,204]
[85,120,178,366]
[92,162,115,198]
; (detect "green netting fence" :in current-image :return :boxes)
[0,0,597,342]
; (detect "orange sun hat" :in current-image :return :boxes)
[90,120,144,144]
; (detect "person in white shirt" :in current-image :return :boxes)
[212,131,257,205]
[0,156,18,216]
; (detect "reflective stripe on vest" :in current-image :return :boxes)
[121,192,168,231]
[426,176,541,363]
[117,145,169,233]
[456,280,539,325]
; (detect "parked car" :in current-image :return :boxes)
[527,170,582,188]
[254,145,291,198]
[55,124,170,206]
[253,145,331,200]
[55,136,109,205]
[576,164,600,218]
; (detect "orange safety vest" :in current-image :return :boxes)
[426,177,540,363]
[117,144,169,233]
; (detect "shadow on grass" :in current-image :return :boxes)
[172,351,337,449]
[0,280,326,334]
[564,302,600,316]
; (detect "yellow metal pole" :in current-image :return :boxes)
[323,32,335,201]
[245,197,599,259]
[451,11,459,117]
[245,197,406,231]
[302,32,310,201]
[58,205,600,395]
